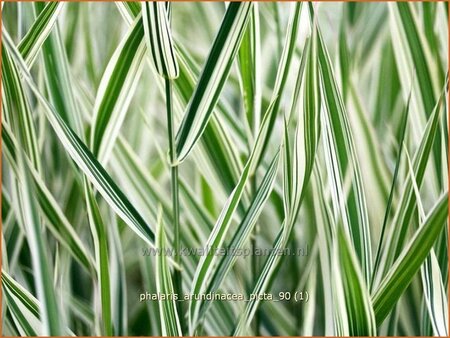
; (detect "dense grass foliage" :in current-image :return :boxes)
[1,2,448,336]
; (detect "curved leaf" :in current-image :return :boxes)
[142,1,179,79]
[372,192,448,325]
[3,31,155,247]
[90,15,146,163]
[175,2,252,162]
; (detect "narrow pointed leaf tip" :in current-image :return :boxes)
[142,1,179,79]
[175,2,253,163]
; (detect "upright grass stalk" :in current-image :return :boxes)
[141,0,183,331]
[249,176,260,335]
[165,77,184,332]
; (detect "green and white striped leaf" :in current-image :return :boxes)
[313,5,372,282]
[189,109,279,334]
[287,11,319,220]
[155,208,182,337]
[2,270,75,336]
[233,119,314,335]
[371,90,411,291]
[174,44,244,196]
[34,1,84,137]
[405,149,448,337]
[17,2,64,67]
[233,225,285,336]
[388,2,443,190]
[237,3,261,140]
[90,15,146,164]
[388,2,440,119]
[84,179,112,336]
[374,87,446,287]
[421,249,448,336]
[108,214,128,336]
[114,3,246,199]
[372,192,448,325]
[312,168,348,336]
[234,13,320,331]
[2,270,41,336]
[13,119,63,336]
[197,148,280,321]
[142,1,179,79]
[336,226,377,335]
[3,27,66,334]
[116,2,139,25]
[347,81,390,229]
[255,2,302,169]
[3,30,155,247]
[2,46,40,171]
[2,124,94,271]
[175,2,252,162]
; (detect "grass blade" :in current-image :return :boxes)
[175,2,252,162]
[198,149,280,321]
[189,110,279,334]
[405,148,448,336]
[142,1,178,79]
[84,180,112,335]
[2,3,447,336]
[17,2,64,67]
[2,124,94,271]
[34,2,84,137]
[237,3,261,140]
[389,2,439,116]
[371,91,411,289]
[374,87,446,287]
[313,5,372,281]
[2,270,40,335]
[234,14,320,331]
[174,44,244,196]
[155,207,182,336]
[336,226,377,335]
[2,46,40,171]
[142,2,183,328]
[13,114,63,336]
[312,168,349,335]
[108,215,128,336]
[421,249,449,336]
[90,15,146,163]
[3,30,155,246]
[255,2,302,169]
[372,192,448,325]
[388,2,444,189]
[347,81,391,229]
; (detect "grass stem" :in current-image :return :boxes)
[165,78,184,333]
[250,174,260,335]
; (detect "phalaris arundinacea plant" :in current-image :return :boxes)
[1,1,448,336]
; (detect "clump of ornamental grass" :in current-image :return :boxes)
[1,1,448,336]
